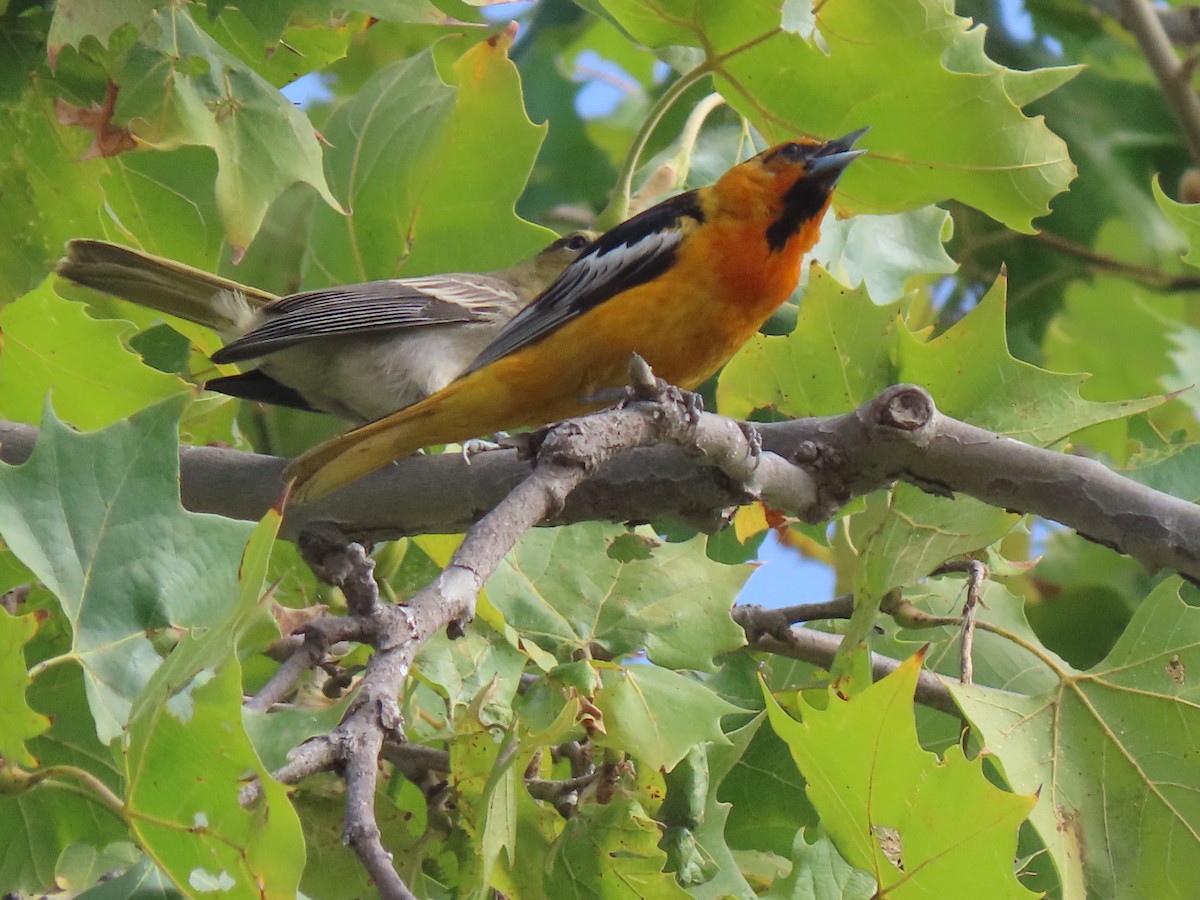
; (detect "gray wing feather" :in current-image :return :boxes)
[212,275,519,364]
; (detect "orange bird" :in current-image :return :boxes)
[287,129,866,501]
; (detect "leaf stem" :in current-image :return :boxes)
[596,63,714,229]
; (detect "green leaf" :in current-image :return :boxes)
[416,626,527,721]
[599,0,1077,229]
[896,274,1160,444]
[485,523,748,671]
[0,609,51,767]
[765,654,1037,898]
[816,207,957,305]
[102,5,343,251]
[0,397,255,743]
[0,663,126,895]
[718,710,816,858]
[546,796,690,899]
[592,664,741,772]
[305,34,550,285]
[954,579,1200,898]
[661,715,762,899]
[717,267,900,420]
[0,279,186,429]
[762,827,876,900]
[1154,176,1200,269]
[122,507,301,897]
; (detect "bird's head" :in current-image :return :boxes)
[727,128,868,251]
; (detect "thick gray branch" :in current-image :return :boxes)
[3,384,1199,580]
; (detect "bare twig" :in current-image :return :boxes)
[247,615,372,712]
[732,595,855,644]
[1032,231,1200,291]
[953,561,987,685]
[1092,0,1200,47]
[745,623,962,716]
[1118,0,1200,164]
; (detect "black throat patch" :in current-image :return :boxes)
[764,177,830,253]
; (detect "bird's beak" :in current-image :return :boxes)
[807,127,869,181]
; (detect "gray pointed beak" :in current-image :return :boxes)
[808,127,869,181]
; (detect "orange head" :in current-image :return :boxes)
[712,128,867,252]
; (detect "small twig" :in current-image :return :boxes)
[1092,0,1200,47]
[1119,0,1200,164]
[746,624,961,716]
[247,615,372,712]
[732,596,855,644]
[949,561,988,685]
[1032,231,1200,291]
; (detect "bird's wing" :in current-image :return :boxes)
[210,274,519,364]
[464,190,705,374]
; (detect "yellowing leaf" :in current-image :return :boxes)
[765,654,1037,897]
[955,579,1200,898]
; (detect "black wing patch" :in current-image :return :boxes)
[465,190,705,373]
[211,275,516,364]
[205,369,317,412]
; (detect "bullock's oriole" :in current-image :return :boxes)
[56,233,595,422]
[286,129,867,501]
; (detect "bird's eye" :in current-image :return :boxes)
[563,233,591,250]
[777,142,807,162]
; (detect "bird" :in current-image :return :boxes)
[285,128,867,502]
[56,232,596,423]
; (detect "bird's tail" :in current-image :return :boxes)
[284,369,514,503]
[56,240,277,332]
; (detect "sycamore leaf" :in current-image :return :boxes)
[304,32,551,285]
[954,579,1200,899]
[0,397,254,743]
[50,2,343,251]
[122,507,302,897]
[765,654,1037,898]
[762,827,876,900]
[485,523,748,671]
[895,274,1162,444]
[661,715,764,899]
[1153,177,1200,269]
[0,279,186,430]
[546,796,690,899]
[598,0,1077,230]
[0,609,51,767]
[0,663,127,895]
[717,267,900,420]
[592,664,742,772]
[815,207,957,305]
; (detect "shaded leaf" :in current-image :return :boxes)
[486,523,747,671]
[305,33,550,285]
[546,796,689,899]
[0,609,51,767]
[0,397,254,742]
[593,664,741,772]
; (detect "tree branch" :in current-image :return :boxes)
[4,384,1199,581]
[1117,0,1200,164]
[1093,0,1200,47]
[737,618,962,716]
[237,363,779,897]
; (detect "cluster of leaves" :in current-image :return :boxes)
[1,0,1200,897]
